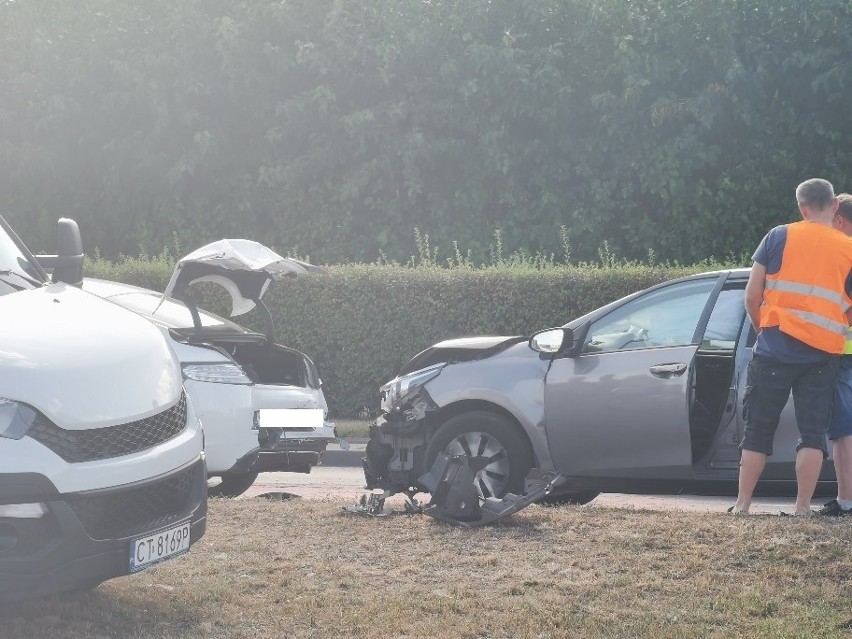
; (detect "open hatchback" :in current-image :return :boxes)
[84,239,335,497]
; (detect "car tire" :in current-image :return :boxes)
[208,472,259,498]
[422,411,533,499]
[538,490,600,506]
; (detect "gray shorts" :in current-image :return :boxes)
[741,355,839,457]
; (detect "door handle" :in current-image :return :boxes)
[649,363,688,377]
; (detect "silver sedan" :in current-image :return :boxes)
[365,269,836,508]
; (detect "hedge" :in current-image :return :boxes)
[86,260,720,417]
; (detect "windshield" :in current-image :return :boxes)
[0,218,46,291]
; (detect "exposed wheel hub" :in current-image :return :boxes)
[443,431,510,498]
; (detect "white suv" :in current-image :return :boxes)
[0,216,206,602]
[84,240,336,497]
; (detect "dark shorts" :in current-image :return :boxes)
[741,354,839,457]
[829,359,852,440]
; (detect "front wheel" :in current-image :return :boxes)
[208,472,259,498]
[422,411,533,499]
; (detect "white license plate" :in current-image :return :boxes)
[129,520,191,572]
[256,408,324,430]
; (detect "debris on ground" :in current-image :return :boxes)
[342,453,561,527]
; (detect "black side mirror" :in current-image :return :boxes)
[36,218,84,286]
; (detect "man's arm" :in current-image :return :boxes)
[745,262,766,330]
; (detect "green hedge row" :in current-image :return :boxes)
[86,260,715,417]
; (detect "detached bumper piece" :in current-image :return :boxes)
[343,454,560,527]
[418,454,561,527]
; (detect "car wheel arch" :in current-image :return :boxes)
[427,400,539,466]
[421,401,537,496]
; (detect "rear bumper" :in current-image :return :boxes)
[254,450,322,473]
[225,438,333,475]
[0,457,207,602]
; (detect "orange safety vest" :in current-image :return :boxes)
[760,221,852,354]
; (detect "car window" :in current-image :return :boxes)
[700,287,746,351]
[113,292,239,329]
[583,279,716,354]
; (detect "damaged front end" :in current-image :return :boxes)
[358,362,559,526]
[363,363,445,495]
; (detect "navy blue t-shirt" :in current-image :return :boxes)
[753,224,852,363]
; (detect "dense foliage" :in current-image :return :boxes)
[3,1,852,264]
[86,258,716,416]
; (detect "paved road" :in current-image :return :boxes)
[243,464,800,516]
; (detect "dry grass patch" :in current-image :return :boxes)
[334,419,371,439]
[3,499,852,638]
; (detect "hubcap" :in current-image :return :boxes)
[443,431,510,499]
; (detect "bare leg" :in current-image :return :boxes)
[794,447,824,515]
[735,449,767,513]
[833,436,852,502]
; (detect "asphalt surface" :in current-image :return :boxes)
[318,438,368,467]
[243,439,803,516]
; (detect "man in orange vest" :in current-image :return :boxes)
[733,178,852,516]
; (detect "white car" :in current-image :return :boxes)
[83,240,336,497]
[0,215,206,601]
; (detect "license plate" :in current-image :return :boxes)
[256,408,324,430]
[129,520,191,572]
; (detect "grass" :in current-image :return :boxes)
[4,499,852,638]
[334,419,371,439]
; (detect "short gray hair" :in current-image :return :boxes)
[796,178,835,210]
[837,193,852,222]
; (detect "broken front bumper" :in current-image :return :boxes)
[419,454,561,527]
[347,453,561,527]
[363,414,430,494]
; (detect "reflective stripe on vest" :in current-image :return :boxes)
[787,309,848,336]
[764,279,847,308]
[845,330,852,356]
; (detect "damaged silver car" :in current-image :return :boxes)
[365,269,838,524]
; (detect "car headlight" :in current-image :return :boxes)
[380,363,446,411]
[182,363,252,385]
[0,398,37,440]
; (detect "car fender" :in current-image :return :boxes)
[422,345,556,472]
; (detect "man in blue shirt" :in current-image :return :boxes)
[820,193,852,516]
[734,179,852,516]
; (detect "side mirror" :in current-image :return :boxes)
[529,321,590,357]
[529,328,573,355]
[36,218,84,286]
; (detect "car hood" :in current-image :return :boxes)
[161,239,325,318]
[399,336,525,375]
[0,284,182,429]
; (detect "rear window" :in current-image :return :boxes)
[115,293,239,330]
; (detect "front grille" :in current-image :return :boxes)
[68,462,198,540]
[28,392,187,463]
